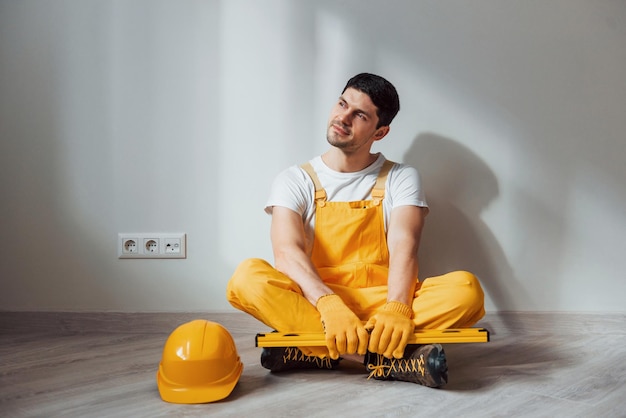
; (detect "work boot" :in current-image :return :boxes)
[364,344,448,388]
[260,347,340,372]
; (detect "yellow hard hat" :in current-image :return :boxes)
[156,319,243,404]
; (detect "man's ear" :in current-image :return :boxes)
[373,126,390,141]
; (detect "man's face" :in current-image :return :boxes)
[326,87,387,153]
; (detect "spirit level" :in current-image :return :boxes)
[256,328,489,347]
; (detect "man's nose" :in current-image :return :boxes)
[337,109,352,125]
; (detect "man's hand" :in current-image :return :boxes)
[316,294,369,359]
[365,301,414,359]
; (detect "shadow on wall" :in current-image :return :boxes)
[404,133,529,328]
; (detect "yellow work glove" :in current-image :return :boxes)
[316,294,369,360]
[365,301,414,359]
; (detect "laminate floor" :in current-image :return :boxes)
[1,312,625,418]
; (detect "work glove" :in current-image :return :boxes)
[316,294,369,360]
[365,301,414,359]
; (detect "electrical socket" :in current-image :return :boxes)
[118,233,186,259]
[122,238,139,254]
[144,238,159,254]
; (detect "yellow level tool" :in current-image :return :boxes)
[256,328,489,347]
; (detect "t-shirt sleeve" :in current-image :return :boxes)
[388,164,428,209]
[264,166,313,216]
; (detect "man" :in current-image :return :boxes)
[227,73,485,387]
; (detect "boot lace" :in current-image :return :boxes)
[282,347,334,368]
[367,353,426,380]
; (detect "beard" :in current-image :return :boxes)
[327,133,350,149]
[326,123,352,149]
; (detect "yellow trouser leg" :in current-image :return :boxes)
[411,271,485,329]
[226,258,329,357]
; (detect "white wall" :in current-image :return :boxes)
[1,0,625,313]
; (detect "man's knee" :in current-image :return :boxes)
[420,270,485,324]
[227,258,300,302]
[452,271,485,322]
[457,271,484,303]
[438,270,482,304]
[227,258,269,302]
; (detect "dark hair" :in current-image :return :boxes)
[342,73,400,128]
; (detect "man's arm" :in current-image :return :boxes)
[270,206,333,305]
[386,205,428,304]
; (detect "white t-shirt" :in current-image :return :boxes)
[265,153,428,255]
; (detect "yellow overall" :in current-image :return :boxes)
[227,161,485,357]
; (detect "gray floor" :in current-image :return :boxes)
[1,311,625,417]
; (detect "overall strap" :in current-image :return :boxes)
[371,160,395,205]
[300,162,327,206]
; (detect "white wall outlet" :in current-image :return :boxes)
[144,238,159,254]
[118,233,186,259]
[121,238,139,254]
